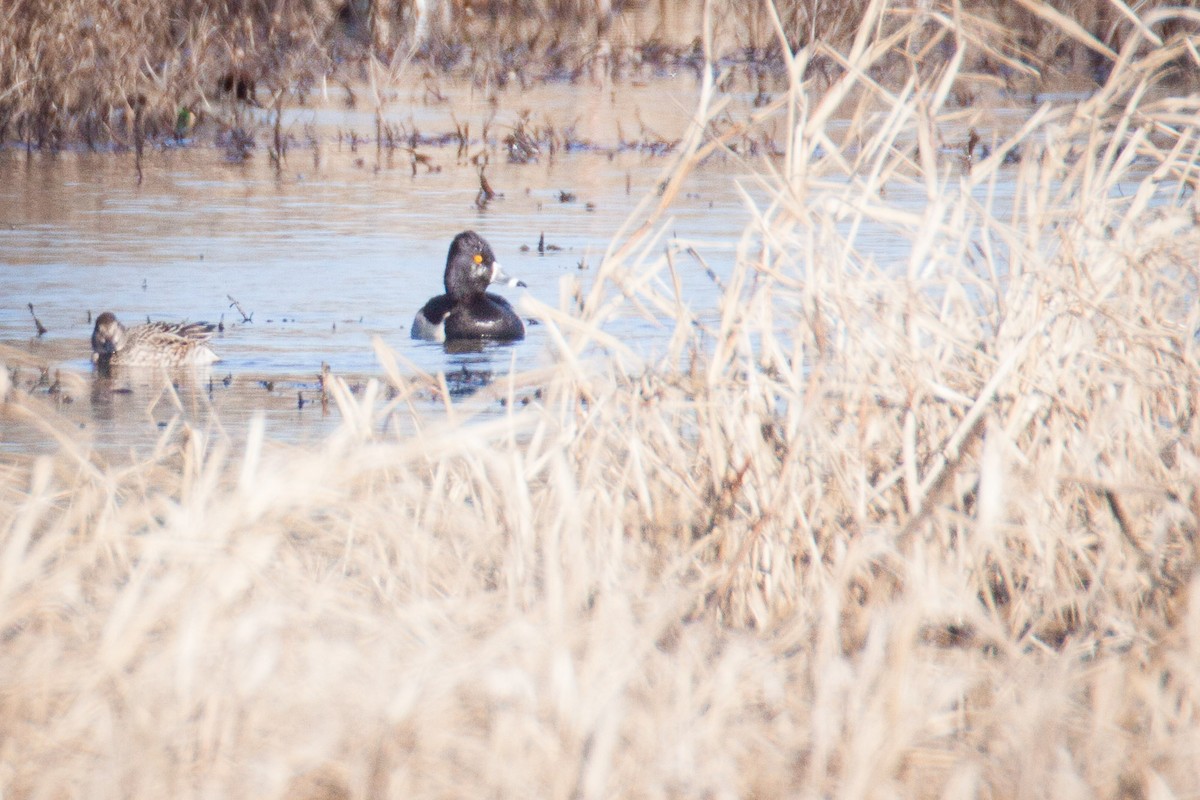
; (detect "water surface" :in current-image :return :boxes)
[0,80,764,453]
[0,78,1084,455]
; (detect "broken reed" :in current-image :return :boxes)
[3,0,1197,150]
[3,2,1200,797]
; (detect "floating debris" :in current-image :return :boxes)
[477,168,499,209]
[227,295,254,323]
[27,303,46,336]
[505,114,540,164]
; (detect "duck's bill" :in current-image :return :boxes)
[491,262,527,288]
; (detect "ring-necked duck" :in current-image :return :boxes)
[91,311,220,367]
[411,231,526,342]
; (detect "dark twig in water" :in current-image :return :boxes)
[477,168,499,209]
[227,295,253,323]
[319,362,331,415]
[451,115,469,161]
[27,303,47,336]
[132,94,145,185]
[686,247,724,291]
[408,149,437,176]
[269,89,286,175]
[375,107,383,162]
[962,127,981,172]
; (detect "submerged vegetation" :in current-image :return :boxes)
[4,0,1200,796]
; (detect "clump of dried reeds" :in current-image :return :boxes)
[4,1,1200,797]
[0,0,333,150]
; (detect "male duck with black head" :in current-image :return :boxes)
[412,231,526,343]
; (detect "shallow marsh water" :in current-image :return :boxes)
[0,77,1071,455]
[0,78,760,453]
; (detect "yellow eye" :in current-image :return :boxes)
[473,254,484,264]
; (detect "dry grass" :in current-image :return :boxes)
[4,0,1198,150]
[4,1,1200,797]
[0,0,327,148]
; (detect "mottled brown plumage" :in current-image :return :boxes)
[91,312,219,367]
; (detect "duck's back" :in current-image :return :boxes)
[115,322,220,366]
[413,293,524,342]
[444,294,524,341]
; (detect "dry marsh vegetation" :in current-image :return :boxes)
[4,1,1200,798]
[3,0,1198,150]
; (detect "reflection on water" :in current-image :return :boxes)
[2,340,547,456]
